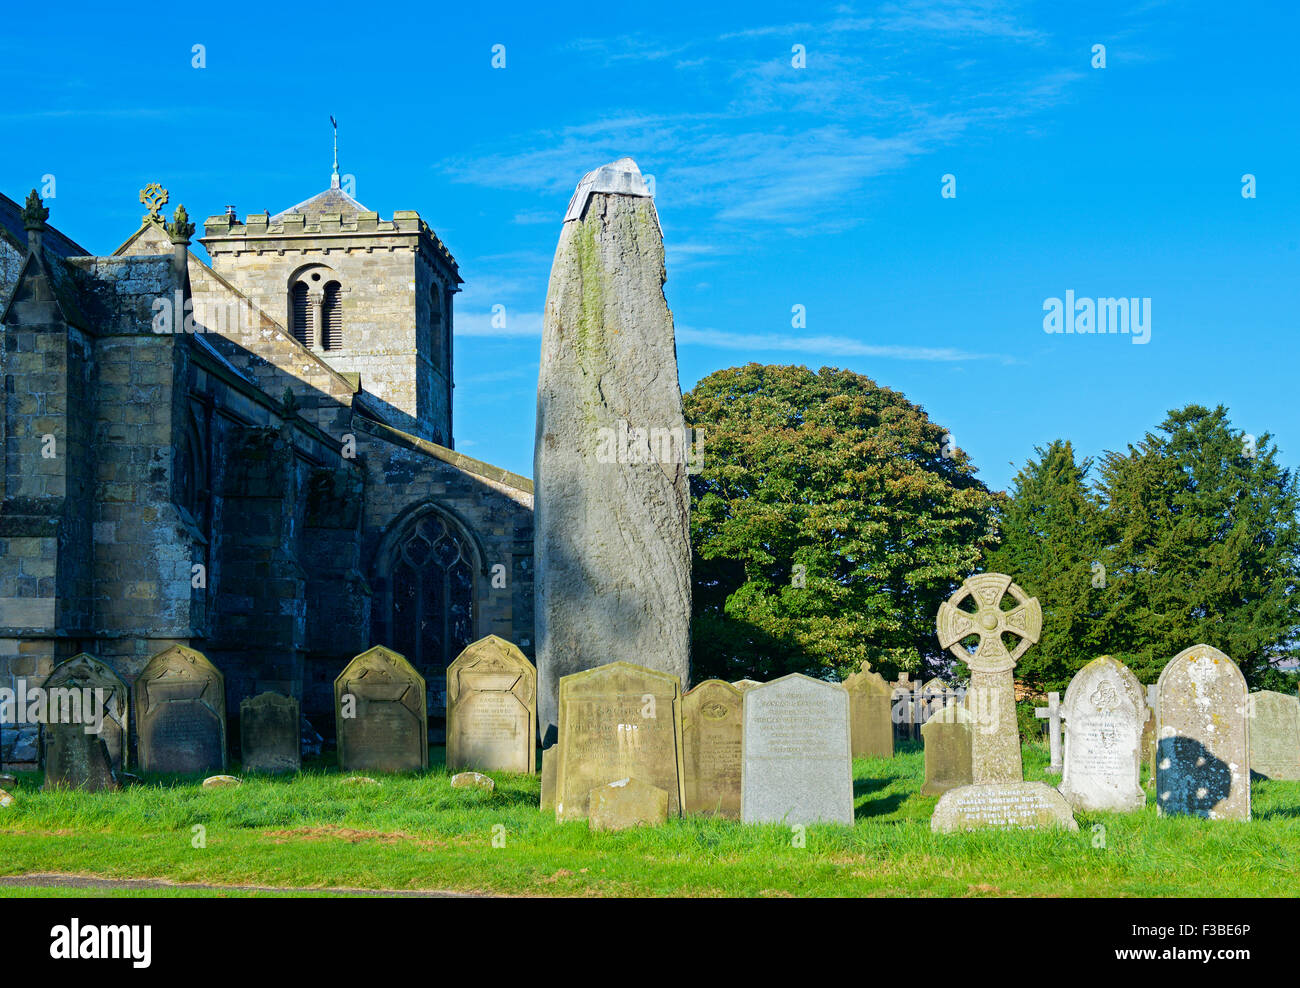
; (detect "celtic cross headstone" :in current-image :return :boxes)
[936,573,1041,783]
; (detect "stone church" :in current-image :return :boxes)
[0,171,534,760]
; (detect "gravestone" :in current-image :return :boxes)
[1059,656,1146,812]
[446,635,537,775]
[732,680,762,692]
[534,157,692,744]
[741,674,854,826]
[921,700,974,795]
[540,745,557,812]
[41,653,130,772]
[890,673,917,739]
[844,664,893,759]
[920,678,952,725]
[681,679,743,817]
[554,661,685,821]
[1034,692,1064,774]
[1155,644,1250,820]
[588,777,670,831]
[42,727,116,792]
[1142,684,1158,787]
[1249,690,1300,780]
[135,645,227,775]
[937,573,1041,783]
[240,693,300,774]
[334,646,428,773]
[931,781,1078,833]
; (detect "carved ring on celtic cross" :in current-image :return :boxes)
[935,572,1042,674]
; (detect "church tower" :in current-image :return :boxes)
[199,161,460,446]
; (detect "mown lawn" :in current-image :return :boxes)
[1,741,1296,897]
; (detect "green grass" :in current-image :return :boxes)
[1,742,1295,897]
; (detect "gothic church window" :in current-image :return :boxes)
[389,512,474,674]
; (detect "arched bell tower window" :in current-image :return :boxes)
[290,282,311,346]
[287,265,345,353]
[322,281,343,351]
[389,512,475,674]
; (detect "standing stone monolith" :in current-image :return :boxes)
[843,663,893,759]
[937,573,1041,783]
[1155,644,1250,820]
[1248,690,1300,781]
[534,158,692,744]
[741,674,854,826]
[1059,656,1146,812]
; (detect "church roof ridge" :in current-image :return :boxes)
[270,185,371,222]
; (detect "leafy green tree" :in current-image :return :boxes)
[1094,405,1300,685]
[983,440,1106,691]
[684,364,1000,683]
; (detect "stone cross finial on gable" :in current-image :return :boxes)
[140,182,169,222]
[21,189,48,230]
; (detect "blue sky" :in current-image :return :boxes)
[3,0,1295,492]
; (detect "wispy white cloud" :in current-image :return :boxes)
[678,325,1015,363]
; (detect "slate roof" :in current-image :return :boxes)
[270,185,371,222]
[0,191,92,258]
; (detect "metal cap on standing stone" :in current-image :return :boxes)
[564,157,656,224]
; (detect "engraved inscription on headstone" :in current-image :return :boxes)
[682,679,742,817]
[240,692,301,774]
[1060,655,1146,812]
[1248,690,1300,781]
[741,674,853,826]
[931,781,1078,833]
[335,646,428,773]
[135,645,227,775]
[1155,644,1250,820]
[554,661,685,821]
[446,635,536,775]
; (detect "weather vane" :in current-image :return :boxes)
[330,115,339,189]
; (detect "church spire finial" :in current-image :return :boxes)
[330,115,340,189]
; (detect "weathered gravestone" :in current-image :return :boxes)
[682,679,743,817]
[135,645,227,775]
[534,157,692,744]
[921,699,974,796]
[937,573,1041,783]
[42,723,116,793]
[1155,644,1250,820]
[1249,690,1300,781]
[554,661,684,821]
[335,646,428,773]
[41,653,129,772]
[843,664,893,759]
[588,777,670,831]
[446,635,536,775]
[240,693,300,774]
[931,781,1078,833]
[741,674,854,826]
[1060,656,1146,812]
[540,745,557,811]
